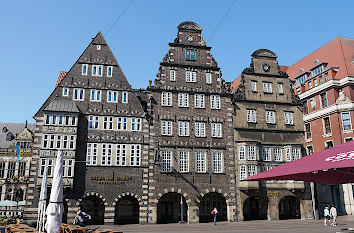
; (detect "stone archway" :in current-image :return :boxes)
[80,195,105,225]
[114,196,140,225]
[199,192,227,223]
[243,196,268,221]
[279,196,300,220]
[157,192,188,224]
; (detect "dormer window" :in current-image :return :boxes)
[92,65,103,76]
[295,73,308,86]
[311,64,325,77]
[6,132,14,141]
[186,49,196,61]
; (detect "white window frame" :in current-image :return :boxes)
[107,90,118,103]
[73,88,85,101]
[122,91,128,103]
[131,118,142,131]
[130,144,141,166]
[274,147,283,162]
[247,145,257,160]
[63,159,74,177]
[196,152,206,173]
[292,147,301,160]
[341,112,352,131]
[117,117,127,131]
[170,69,176,81]
[195,122,206,137]
[247,109,257,123]
[86,143,98,165]
[82,64,88,75]
[210,95,221,109]
[284,112,294,125]
[101,144,112,166]
[240,165,247,179]
[266,110,276,124]
[161,92,172,106]
[263,82,273,93]
[161,120,173,136]
[262,147,271,161]
[116,144,127,166]
[88,115,99,129]
[178,93,189,107]
[161,150,172,172]
[178,121,190,136]
[211,123,222,138]
[238,145,246,160]
[107,66,113,77]
[62,88,69,97]
[285,147,292,161]
[103,116,113,130]
[206,73,212,84]
[213,152,223,173]
[179,150,189,173]
[278,83,284,94]
[186,71,196,82]
[251,81,257,92]
[194,94,205,108]
[92,65,103,76]
[90,89,101,102]
[247,165,257,177]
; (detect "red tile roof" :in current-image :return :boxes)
[231,75,242,92]
[279,65,288,73]
[55,71,67,88]
[287,37,354,82]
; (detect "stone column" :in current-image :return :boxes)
[104,205,115,224]
[267,191,279,220]
[227,204,236,222]
[187,205,199,224]
[149,206,157,224]
[300,199,313,220]
[67,200,80,224]
[342,184,354,215]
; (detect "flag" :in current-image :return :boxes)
[16,144,21,163]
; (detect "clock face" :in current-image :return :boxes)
[262,63,270,72]
[187,35,194,42]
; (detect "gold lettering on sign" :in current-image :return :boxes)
[267,191,279,197]
[89,176,133,184]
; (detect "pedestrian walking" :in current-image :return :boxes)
[211,207,218,225]
[330,205,337,226]
[324,206,330,226]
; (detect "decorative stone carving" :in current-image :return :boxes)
[42,126,77,134]
[336,89,350,104]
[177,21,202,31]
[40,150,75,158]
[310,98,316,109]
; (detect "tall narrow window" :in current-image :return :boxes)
[320,92,328,108]
[178,93,189,107]
[307,146,314,155]
[210,95,221,109]
[178,121,190,136]
[86,143,98,165]
[130,144,141,166]
[303,100,309,114]
[213,152,223,173]
[278,83,284,94]
[263,82,272,93]
[285,147,292,161]
[116,144,127,166]
[107,90,118,103]
[305,123,312,140]
[131,118,142,131]
[43,134,49,148]
[240,165,247,179]
[0,162,6,178]
[247,110,257,123]
[247,145,256,160]
[186,49,196,61]
[161,150,172,172]
[195,122,206,137]
[194,94,205,108]
[18,162,26,177]
[292,147,301,160]
[262,147,271,161]
[122,91,128,103]
[284,112,294,125]
[7,162,16,178]
[196,152,206,173]
[161,120,173,136]
[251,81,257,92]
[170,70,176,81]
[323,117,331,134]
[103,116,113,130]
[179,151,189,173]
[107,66,113,77]
[92,65,103,76]
[342,112,352,130]
[238,145,246,160]
[73,88,85,101]
[90,89,101,102]
[266,111,276,124]
[186,71,196,82]
[206,73,212,84]
[211,123,222,138]
[101,144,112,166]
[274,147,282,161]
[88,116,99,129]
[161,92,172,106]
[247,165,257,177]
[63,88,69,97]
[82,64,88,75]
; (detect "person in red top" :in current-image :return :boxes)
[211,207,218,225]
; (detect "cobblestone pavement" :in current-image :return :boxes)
[89,216,354,233]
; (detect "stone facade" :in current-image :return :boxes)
[232,49,313,221]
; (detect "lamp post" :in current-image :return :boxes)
[178,196,185,224]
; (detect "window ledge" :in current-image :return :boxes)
[322,133,332,138]
[343,129,353,134]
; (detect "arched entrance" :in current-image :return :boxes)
[114,196,140,225]
[279,196,300,220]
[80,196,105,225]
[199,192,227,223]
[243,196,268,221]
[157,192,187,224]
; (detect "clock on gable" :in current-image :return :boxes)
[262,63,270,72]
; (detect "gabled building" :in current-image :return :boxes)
[231,49,313,220]
[287,37,354,216]
[26,33,150,225]
[147,22,236,223]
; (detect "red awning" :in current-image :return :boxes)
[243,140,354,184]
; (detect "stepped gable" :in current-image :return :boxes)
[35,32,144,117]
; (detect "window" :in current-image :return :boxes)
[274,147,282,161]
[40,159,54,177]
[194,94,205,108]
[320,92,328,108]
[240,165,247,179]
[18,162,26,177]
[161,150,172,172]
[266,111,276,124]
[314,79,318,87]
[278,83,284,94]
[97,45,101,50]
[122,91,128,103]
[206,73,212,84]
[63,88,69,97]
[73,88,85,101]
[311,64,324,77]
[88,116,99,129]
[305,123,312,140]
[263,82,272,93]
[0,162,5,178]
[308,81,312,89]
[63,135,69,149]
[262,147,271,161]
[117,117,127,131]
[116,144,127,166]
[247,165,257,177]
[211,123,222,138]
[178,121,190,136]
[107,66,113,77]
[161,120,172,136]
[131,118,142,131]
[82,64,88,75]
[107,90,118,103]
[284,112,294,125]
[285,147,292,161]
[56,135,62,149]
[195,122,206,137]
[213,152,223,173]
[196,152,206,173]
[319,75,323,84]
[90,89,101,102]
[247,145,257,160]
[303,101,308,114]
[101,144,112,165]
[186,49,196,61]
[251,81,257,92]
[210,95,221,109]
[45,114,57,125]
[130,144,141,166]
[323,117,331,135]
[7,162,16,179]
[325,72,329,81]
[170,70,176,81]
[325,141,334,149]
[63,159,74,177]
[161,92,172,106]
[92,65,103,76]
[342,113,352,130]
[86,143,98,165]
[103,116,113,130]
[247,110,257,123]
[178,93,189,107]
[296,74,308,86]
[307,146,314,155]
[69,136,76,149]
[238,146,246,160]
[179,151,189,173]
[345,138,353,142]
[292,147,301,160]
[186,71,196,82]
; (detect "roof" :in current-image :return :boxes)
[279,66,288,73]
[55,71,67,88]
[230,75,242,92]
[44,99,80,113]
[287,37,354,81]
[0,122,35,149]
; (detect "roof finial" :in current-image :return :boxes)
[25,120,28,128]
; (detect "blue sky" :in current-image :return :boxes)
[0,0,353,123]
